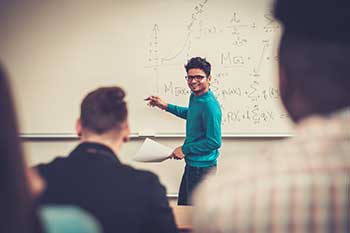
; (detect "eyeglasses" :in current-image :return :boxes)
[185,75,206,81]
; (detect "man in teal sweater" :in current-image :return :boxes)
[146,57,222,205]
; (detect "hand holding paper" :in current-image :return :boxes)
[133,138,172,162]
[171,146,185,160]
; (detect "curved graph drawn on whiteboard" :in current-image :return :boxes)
[145,0,209,69]
[160,31,191,64]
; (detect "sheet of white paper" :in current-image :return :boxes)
[133,138,173,162]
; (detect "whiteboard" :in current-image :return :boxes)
[0,0,293,137]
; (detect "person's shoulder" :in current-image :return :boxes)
[208,91,220,102]
[201,94,221,113]
[39,205,102,233]
[36,156,68,174]
[38,156,67,166]
[199,91,219,104]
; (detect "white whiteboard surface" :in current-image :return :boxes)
[0,0,293,137]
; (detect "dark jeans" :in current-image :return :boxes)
[177,164,217,206]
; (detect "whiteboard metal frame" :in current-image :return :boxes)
[20,133,292,139]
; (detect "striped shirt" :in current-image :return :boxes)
[193,108,350,233]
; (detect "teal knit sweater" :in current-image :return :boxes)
[167,90,222,167]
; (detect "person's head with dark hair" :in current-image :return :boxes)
[274,0,350,122]
[0,64,44,233]
[185,57,211,77]
[184,57,212,96]
[76,86,130,152]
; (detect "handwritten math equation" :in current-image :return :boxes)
[145,0,288,126]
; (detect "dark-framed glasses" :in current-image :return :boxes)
[185,75,206,81]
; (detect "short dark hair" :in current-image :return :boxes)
[274,0,350,43]
[80,87,127,134]
[185,57,211,77]
[279,34,350,114]
[274,0,350,116]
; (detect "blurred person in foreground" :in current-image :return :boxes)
[0,64,101,233]
[193,0,350,232]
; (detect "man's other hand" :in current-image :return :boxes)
[171,146,185,160]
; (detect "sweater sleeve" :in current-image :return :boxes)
[166,103,188,119]
[182,103,222,155]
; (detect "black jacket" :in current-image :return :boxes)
[36,142,178,233]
